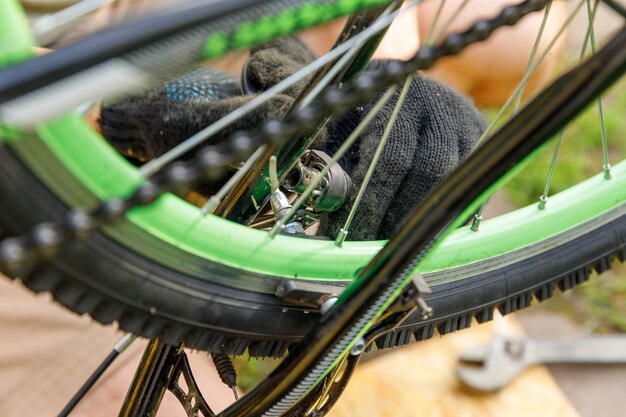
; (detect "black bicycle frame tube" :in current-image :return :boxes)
[118,339,183,417]
[0,0,270,104]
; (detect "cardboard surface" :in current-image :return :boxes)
[328,315,580,417]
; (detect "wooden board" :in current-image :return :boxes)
[328,314,580,417]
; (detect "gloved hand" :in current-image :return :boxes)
[99,37,315,195]
[99,37,485,241]
[100,37,316,159]
[319,63,486,241]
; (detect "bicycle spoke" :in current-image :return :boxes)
[431,0,471,44]
[538,129,565,209]
[422,0,447,45]
[598,92,611,179]
[471,1,554,231]
[335,76,413,247]
[512,0,554,112]
[585,0,612,179]
[477,0,586,146]
[537,0,602,209]
[268,86,398,238]
[471,0,606,230]
[469,204,484,232]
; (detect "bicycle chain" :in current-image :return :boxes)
[0,0,548,273]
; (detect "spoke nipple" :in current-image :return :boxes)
[538,195,548,210]
[201,196,221,215]
[334,228,348,247]
[268,221,284,239]
[470,215,482,233]
[603,163,612,180]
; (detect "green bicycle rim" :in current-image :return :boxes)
[3,0,626,284]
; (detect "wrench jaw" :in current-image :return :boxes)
[457,333,528,392]
[458,332,626,392]
[457,345,489,363]
[457,360,526,392]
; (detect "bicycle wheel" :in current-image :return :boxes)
[1,0,625,356]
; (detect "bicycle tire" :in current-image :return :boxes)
[1,0,625,356]
[2,146,626,353]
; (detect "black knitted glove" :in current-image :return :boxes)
[244,36,316,96]
[100,37,315,159]
[99,37,314,195]
[249,44,486,241]
[101,70,282,163]
[319,66,486,241]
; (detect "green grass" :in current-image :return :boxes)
[501,75,626,207]
[492,72,626,333]
[534,264,626,333]
[579,265,626,332]
[232,356,280,392]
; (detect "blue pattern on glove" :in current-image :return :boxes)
[164,69,240,102]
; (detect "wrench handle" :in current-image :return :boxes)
[527,336,626,364]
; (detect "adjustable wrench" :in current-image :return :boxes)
[457,332,626,392]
